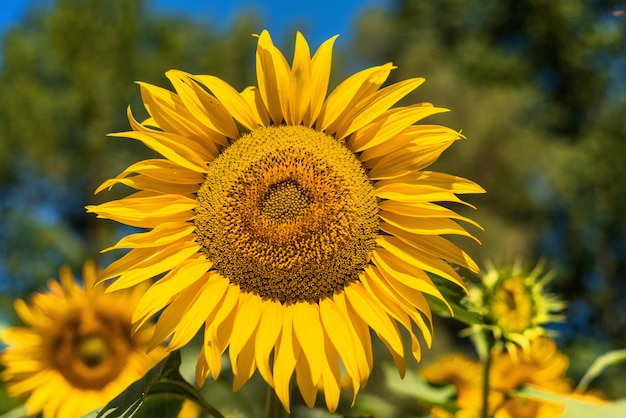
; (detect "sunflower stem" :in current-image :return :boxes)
[265,385,289,418]
[194,395,226,418]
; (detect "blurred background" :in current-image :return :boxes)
[0,0,625,415]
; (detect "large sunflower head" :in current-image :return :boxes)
[0,261,167,418]
[468,259,566,352]
[86,30,484,412]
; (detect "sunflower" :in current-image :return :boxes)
[421,338,572,418]
[86,30,484,412]
[468,260,566,352]
[0,261,167,418]
[420,352,484,412]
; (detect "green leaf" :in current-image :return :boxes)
[382,363,456,406]
[133,395,184,418]
[0,405,28,418]
[516,386,626,418]
[576,349,626,391]
[93,351,181,418]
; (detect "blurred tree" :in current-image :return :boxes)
[0,0,260,317]
[352,0,626,390]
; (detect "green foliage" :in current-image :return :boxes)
[353,0,626,348]
[517,387,626,418]
[0,405,28,418]
[92,350,224,418]
[577,349,626,392]
[92,354,175,418]
[0,0,259,316]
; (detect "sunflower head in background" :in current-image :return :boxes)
[0,260,167,418]
[86,30,485,412]
[468,259,566,352]
[421,338,573,418]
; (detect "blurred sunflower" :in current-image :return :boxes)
[468,260,565,351]
[420,352,483,412]
[0,261,167,418]
[86,30,484,412]
[421,338,572,418]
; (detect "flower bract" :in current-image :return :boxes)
[469,259,566,352]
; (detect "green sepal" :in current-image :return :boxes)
[425,275,483,327]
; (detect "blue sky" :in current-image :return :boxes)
[0,0,390,47]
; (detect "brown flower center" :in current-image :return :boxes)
[47,307,134,390]
[194,125,379,303]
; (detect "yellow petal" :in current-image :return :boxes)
[232,333,258,392]
[166,70,238,139]
[149,276,210,350]
[229,292,263,374]
[376,171,486,196]
[105,158,204,185]
[255,30,290,124]
[196,344,210,386]
[303,35,338,127]
[320,334,342,412]
[292,301,324,386]
[375,235,465,293]
[335,77,425,140]
[319,297,366,396]
[294,339,318,408]
[102,243,200,291]
[204,285,240,377]
[380,210,479,242]
[96,175,200,195]
[366,141,455,179]
[168,275,232,350]
[361,267,428,358]
[363,265,432,341]
[241,86,270,126]
[378,200,482,229]
[348,104,448,152]
[193,75,259,131]
[132,257,212,329]
[359,124,460,162]
[380,220,480,272]
[333,291,373,372]
[103,221,195,252]
[86,191,196,228]
[126,105,217,164]
[364,261,433,320]
[317,63,395,133]
[138,82,210,140]
[344,283,404,360]
[255,299,284,386]
[108,130,208,174]
[286,32,312,125]
[12,300,40,327]
[273,304,297,413]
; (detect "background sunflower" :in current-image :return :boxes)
[0,261,167,418]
